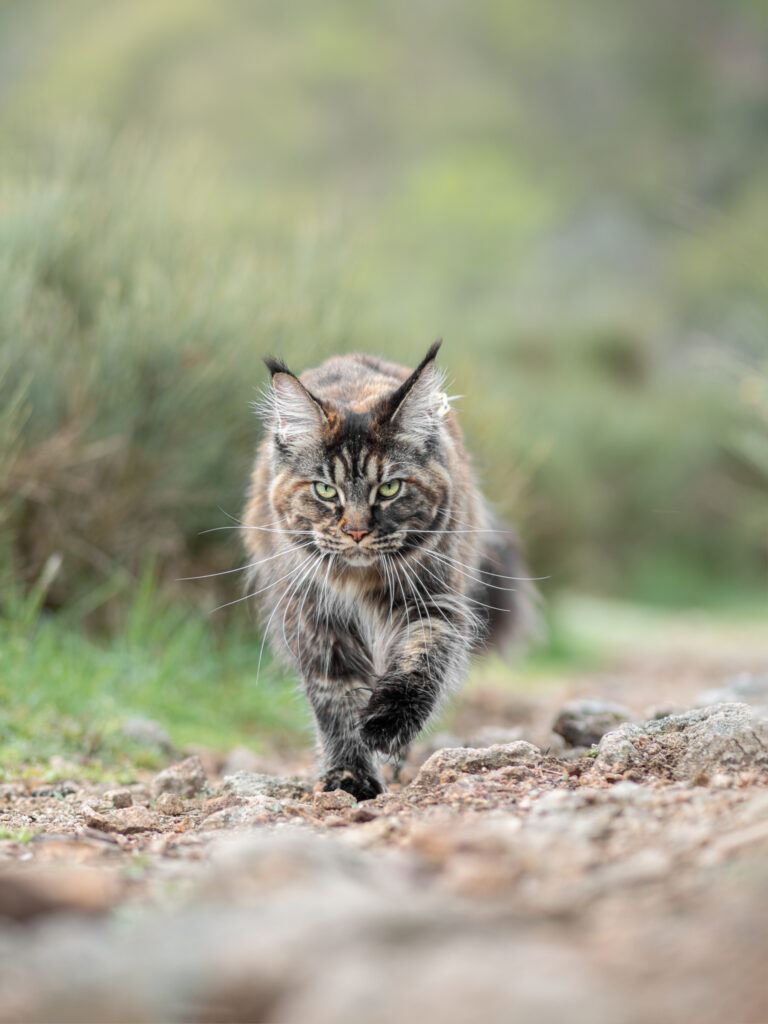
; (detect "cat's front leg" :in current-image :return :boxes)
[305,675,385,801]
[359,616,470,757]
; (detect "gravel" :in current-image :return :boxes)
[2,675,768,1024]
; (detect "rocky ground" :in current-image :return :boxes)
[2,639,768,1023]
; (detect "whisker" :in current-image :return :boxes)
[281,554,323,660]
[295,553,327,672]
[436,551,547,582]
[389,556,412,643]
[178,543,314,581]
[199,525,317,536]
[210,553,316,613]
[395,552,473,637]
[396,557,432,651]
[415,557,512,614]
[393,556,436,674]
[428,549,546,590]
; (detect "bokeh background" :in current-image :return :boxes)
[1,0,766,761]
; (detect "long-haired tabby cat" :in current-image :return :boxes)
[243,342,535,799]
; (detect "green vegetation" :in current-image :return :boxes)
[0,827,37,843]
[0,576,309,776]
[0,2,766,764]
[1,0,766,613]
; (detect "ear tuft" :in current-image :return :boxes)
[256,358,327,445]
[264,355,290,377]
[379,340,447,441]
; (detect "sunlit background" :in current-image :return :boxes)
[1,0,766,756]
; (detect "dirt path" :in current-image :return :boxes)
[2,634,768,1023]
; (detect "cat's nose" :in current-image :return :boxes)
[344,528,370,544]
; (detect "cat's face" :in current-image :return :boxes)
[263,347,452,566]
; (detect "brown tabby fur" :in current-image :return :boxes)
[242,342,535,799]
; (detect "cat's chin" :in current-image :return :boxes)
[340,550,376,567]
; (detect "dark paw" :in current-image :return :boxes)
[359,690,420,756]
[319,768,384,802]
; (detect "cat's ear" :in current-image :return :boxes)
[262,357,328,444]
[378,340,445,440]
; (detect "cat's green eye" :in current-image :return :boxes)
[378,479,401,500]
[313,481,338,500]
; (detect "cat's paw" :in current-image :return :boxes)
[318,768,383,802]
[359,689,418,756]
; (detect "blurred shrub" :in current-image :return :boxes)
[0,0,767,615]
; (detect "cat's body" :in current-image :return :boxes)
[243,343,534,799]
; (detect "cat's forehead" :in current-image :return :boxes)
[324,437,399,487]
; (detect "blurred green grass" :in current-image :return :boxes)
[0,0,766,636]
[0,569,310,778]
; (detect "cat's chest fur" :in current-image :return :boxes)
[325,571,396,677]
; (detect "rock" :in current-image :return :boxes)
[103,789,133,809]
[0,784,25,802]
[201,798,284,830]
[219,771,310,801]
[156,793,185,816]
[348,805,379,823]
[595,703,768,779]
[697,672,768,712]
[313,789,357,811]
[463,725,524,747]
[415,742,541,787]
[150,755,208,799]
[221,747,264,776]
[553,699,635,747]
[122,716,174,754]
[128,783,151,804]
[84,805,161,835]
[0,867,118,921]
[202,794,244,817]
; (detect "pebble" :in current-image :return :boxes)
[552,699,635,747]
[156,793,185,816]
[313,789,357,811]
[595,703,768,779]
[122,716,174,754]
[84,805,161,835]
[104,789,133,809]
[150,755,208,800]
[416,741,542,787]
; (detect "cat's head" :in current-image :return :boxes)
[259,342,453,566]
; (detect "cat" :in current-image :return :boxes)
[242,341,535,799]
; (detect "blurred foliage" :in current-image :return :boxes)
[0,0,766,618]
[0,567,308,773]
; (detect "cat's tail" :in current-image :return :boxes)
[472,521,541,655]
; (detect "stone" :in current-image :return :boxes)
[201,798,284,830]
[0,867,118,921]
[595,703,768,779]
[313,789,357,811]
[697,672,768,712]
[150,755,208,800]
[463,725,524,748]
[0,784,25,802]
[103,789,133,809]
[84,805,161,835]
[221,747,264,776]
[219,771,310,801]
[156,793,185,816]
[122,716,174,754]
[415,741,541,787]
[552,699,635,747]
[202,794,244,817]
